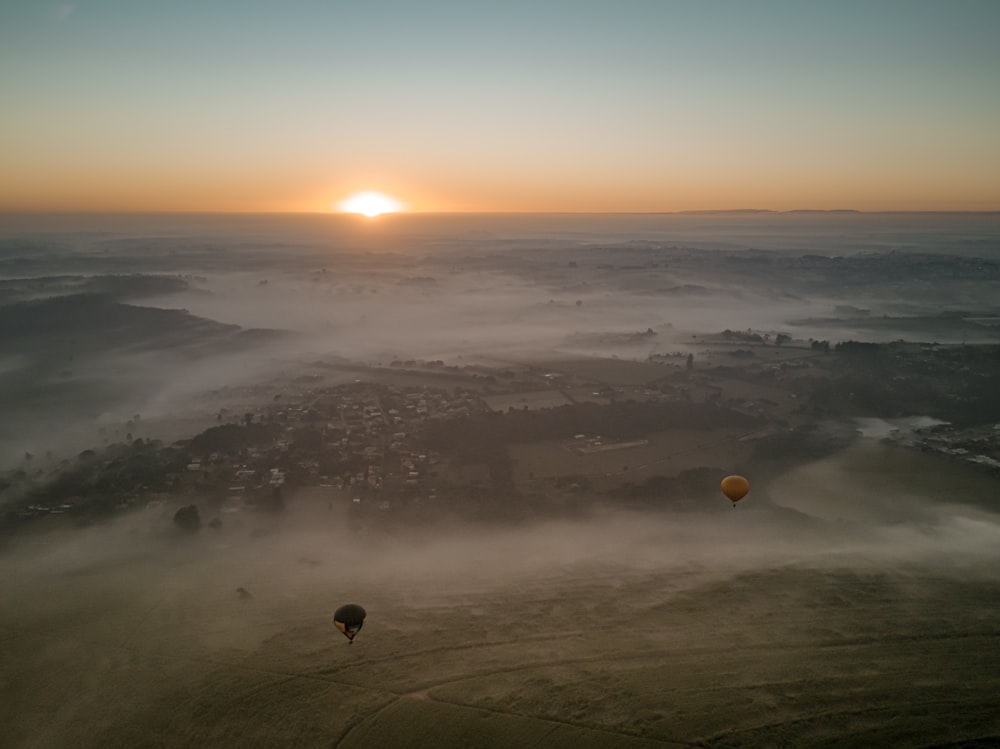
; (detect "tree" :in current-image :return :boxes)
[173,504,201,532]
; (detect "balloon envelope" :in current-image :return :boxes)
[721,475,750,504]
[333,603,367,642]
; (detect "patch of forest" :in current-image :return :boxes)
[805,343,1000,426]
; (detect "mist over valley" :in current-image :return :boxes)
[2,212,1000,747]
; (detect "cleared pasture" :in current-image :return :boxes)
[482,390,573,413]
[509,427,758,489]
[3,444,1000,748]
[525,357,668,387]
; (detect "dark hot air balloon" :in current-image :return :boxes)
[333,604,366,644]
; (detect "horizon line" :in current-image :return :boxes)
[3,208,1000,217]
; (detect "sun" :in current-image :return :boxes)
[337,191,403,217]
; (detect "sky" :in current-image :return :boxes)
[1,0,999,213]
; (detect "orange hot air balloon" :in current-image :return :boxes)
[721,475,750,506]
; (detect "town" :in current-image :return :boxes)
[3,334,1000,534]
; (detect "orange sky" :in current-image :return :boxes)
[2,2,998,213]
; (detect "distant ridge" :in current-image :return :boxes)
[785,209,862,214]
[0,273,192,306]
[0,293,280,353]
[677,209,863,215]
[676,209,777,215]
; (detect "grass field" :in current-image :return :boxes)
[2,445,1000,748]
[509,428,757,491]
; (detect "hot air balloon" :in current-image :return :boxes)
[721,475,750,506]
[333,603,366,644]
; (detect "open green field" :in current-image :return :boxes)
[509,427,758,491]
[3,444,1000,748]
[520,357,669,387]
[482,390,574,413]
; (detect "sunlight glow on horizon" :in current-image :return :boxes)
[337,191,404,217]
